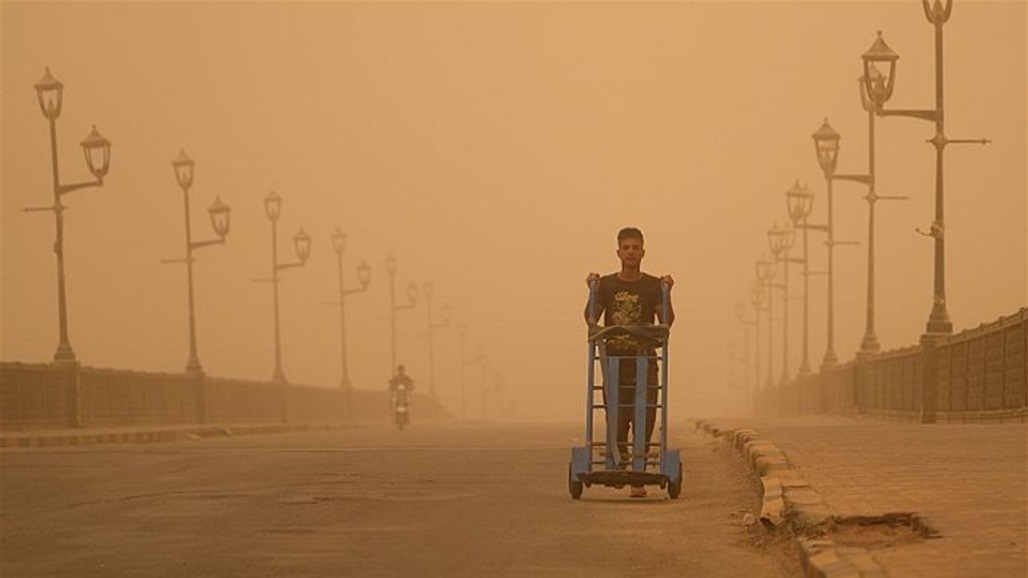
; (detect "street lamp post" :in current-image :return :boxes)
[478,348,488,421]
[457,324,468,421]
[786,182,814,375]
[727,339,748,414]
[733,299,754,404]
[492,372,506,422]
[768,222,797,384]
[811,155,840,369]
[747,285,764,394]
[329,228,371,417]
[755,255,778,388]
[164,149,231,376]
[262,191,310,384]
[810,122,861,370]
[423,282,451,399]
[860,7,988,336]
[385,253,418,374]
[27,67,112,364]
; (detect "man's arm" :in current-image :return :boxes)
[659,275,675,327]
[584,273,603,324]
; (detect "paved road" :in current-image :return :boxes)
[1,423,801,577]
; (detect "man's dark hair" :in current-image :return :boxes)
[617,227,644,245]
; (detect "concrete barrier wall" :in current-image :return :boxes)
[0,363,453,430]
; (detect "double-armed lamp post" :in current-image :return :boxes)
[755,255,778,388]
[458,324,468,421]
[767,221,798,384]
[329,228,371,391]
[423,282,451,398]
[747,284,764,392]
[262,191,311,384]
[456,324,483,422]
[27,68,112,365]
[164,149,231,376]
[785,182,814,375]
[859,4,988,336]
[732,301,753,409]
[385,254,419,374]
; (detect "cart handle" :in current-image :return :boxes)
[588,323,670,344]
[587,278,599,326]
[661,279,670,327]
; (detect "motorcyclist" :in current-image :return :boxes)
[388,365,414,423]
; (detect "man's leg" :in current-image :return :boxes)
[617,359,635,463]
[643,359,659,453]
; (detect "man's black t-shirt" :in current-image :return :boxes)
[595,273,664,353]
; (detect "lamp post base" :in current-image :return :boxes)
[53,344,77,364]
[859,334,881,355]
[925,318,952,335]
[820,349,838,371]
[185,358,204,378]
[272,368,287,384]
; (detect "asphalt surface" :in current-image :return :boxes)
[1,422,802,577]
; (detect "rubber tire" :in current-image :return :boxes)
[667,464,683,499]
[568,465,583,500]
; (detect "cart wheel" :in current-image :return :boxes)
[667,464,683,500]
[568,465,583,500]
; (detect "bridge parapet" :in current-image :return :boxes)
[756,308,1027,423]
[0,364,453,431]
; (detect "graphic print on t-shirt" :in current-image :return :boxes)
[611,291,642,326]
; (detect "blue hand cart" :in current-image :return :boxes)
[568,280,682,500]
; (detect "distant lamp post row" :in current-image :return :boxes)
[859,2,988,337]
[262,191,310,383]
[423,282,451,398]
[385,253,418,374]
[163,149,231,376]
[27,67,112,364]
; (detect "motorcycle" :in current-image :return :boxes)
[391,383,411,429]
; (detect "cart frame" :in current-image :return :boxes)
[568,279,682,499]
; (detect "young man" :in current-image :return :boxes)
[584,227,674,498]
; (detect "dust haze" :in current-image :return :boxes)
[2,0,1025,422]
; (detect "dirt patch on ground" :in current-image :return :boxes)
[829,513,938,550]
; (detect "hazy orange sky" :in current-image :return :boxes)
[2,0,1025,421]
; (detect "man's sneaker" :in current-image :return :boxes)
[629,485,647,498]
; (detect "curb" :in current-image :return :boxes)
[0,423,342,449]
[695,419,888,578]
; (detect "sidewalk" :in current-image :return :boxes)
[0,422,344,449]
[699,415,1027,578]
